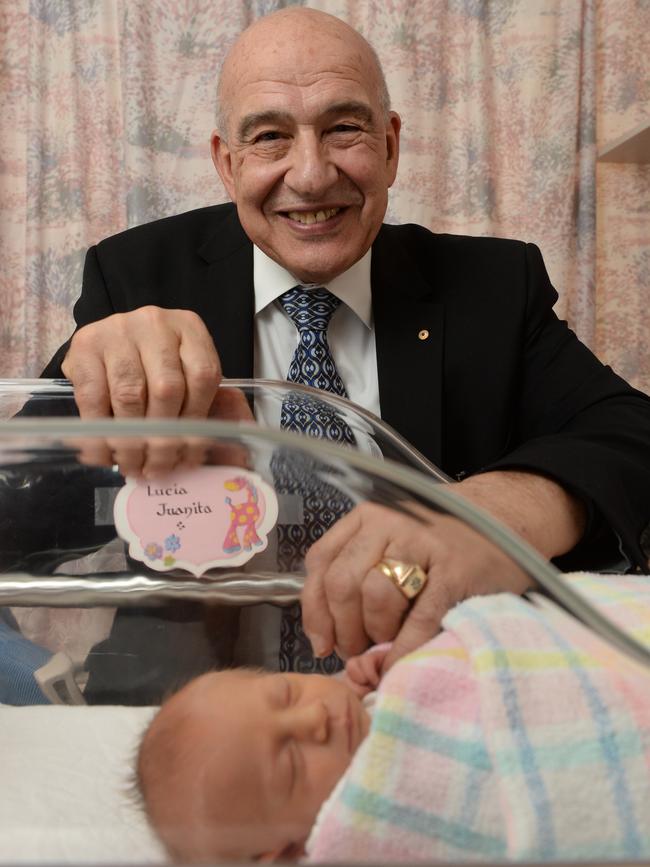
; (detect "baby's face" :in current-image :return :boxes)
[144,668,370,861]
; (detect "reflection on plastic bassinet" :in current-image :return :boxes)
[1,378,647,699]
[1,378,455,706]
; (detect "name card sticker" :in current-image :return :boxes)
[113,467,278,577]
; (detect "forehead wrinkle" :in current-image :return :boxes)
[235,59,375,94]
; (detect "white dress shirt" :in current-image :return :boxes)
[253,245,380,415]
[234,247,381,668]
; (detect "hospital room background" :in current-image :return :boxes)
[1,0,649,389]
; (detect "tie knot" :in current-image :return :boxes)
[278,286,341,333]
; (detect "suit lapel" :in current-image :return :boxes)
[197,206,255,378]
[372,225,444,466]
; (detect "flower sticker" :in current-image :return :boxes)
[145,542,163,561]
[165,534,181,553]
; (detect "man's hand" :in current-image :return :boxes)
[61,306,222,419]
[302,471,586,673]
[302,502,533,672]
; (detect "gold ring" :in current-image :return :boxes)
[375,558,428,600]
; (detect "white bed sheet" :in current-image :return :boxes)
[1,704,167,864]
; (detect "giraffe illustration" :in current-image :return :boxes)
[222,476,263,554]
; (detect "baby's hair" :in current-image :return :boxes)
[124,756,146,814]
[134,666,271,862]
[137,687,208,860]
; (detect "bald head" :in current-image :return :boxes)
[216,8,390,137]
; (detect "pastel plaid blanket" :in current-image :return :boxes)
[306,574,650,862]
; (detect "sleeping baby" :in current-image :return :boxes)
[136,649,385,863]
[137,575,650,864]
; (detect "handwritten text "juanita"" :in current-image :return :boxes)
[146,484,213,518]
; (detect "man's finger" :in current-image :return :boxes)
[179,437,215,470]
[382,573,456,671]
[302,509,360,575]
[361,567,409,644]
[179,316,222,418]
[107,436,148,477]
[328,574,368,659]
[205,386,256,467]
[105,348,149,418]
[67,436,114,468]
[63,348,112,419]
[323,518,409,656]
[140,339,187,418]
[208,387,255,423]
[300,511,359,655]
[322,544,385,658]
[300,572,336,658]
[141,437,186,479]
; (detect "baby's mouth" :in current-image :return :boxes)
[283,207,344,225]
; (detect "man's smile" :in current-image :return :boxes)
[284,206,343,225]
[274,206,352,237]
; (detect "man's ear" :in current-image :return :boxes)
[385,111,401,188]
[210,130,237,202]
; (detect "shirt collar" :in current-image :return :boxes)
[253,246,372,329]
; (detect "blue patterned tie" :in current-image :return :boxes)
[275,286,354,673]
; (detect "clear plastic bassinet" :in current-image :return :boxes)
[0,378,648,865]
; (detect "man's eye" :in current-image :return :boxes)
[255,131,282,142]
[331,124,359,133]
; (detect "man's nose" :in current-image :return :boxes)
[284,132,338,198]
[285,700,329,744]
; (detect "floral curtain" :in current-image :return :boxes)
[1,0,648,390]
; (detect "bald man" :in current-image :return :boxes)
[43,8,650,675]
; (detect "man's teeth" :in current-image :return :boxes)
[287,208,340,224]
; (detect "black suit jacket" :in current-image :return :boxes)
[43,203,650,570]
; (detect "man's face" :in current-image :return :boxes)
[211,31,400,284]
[146,670,371,861]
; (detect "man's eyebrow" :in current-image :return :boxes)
[321,100,375,124]
[237,101,377,140]
[238,111,293,140]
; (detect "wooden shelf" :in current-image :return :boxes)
[598,120,650,163]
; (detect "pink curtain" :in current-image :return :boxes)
[1,0,648,391]
[595,1,650,387]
